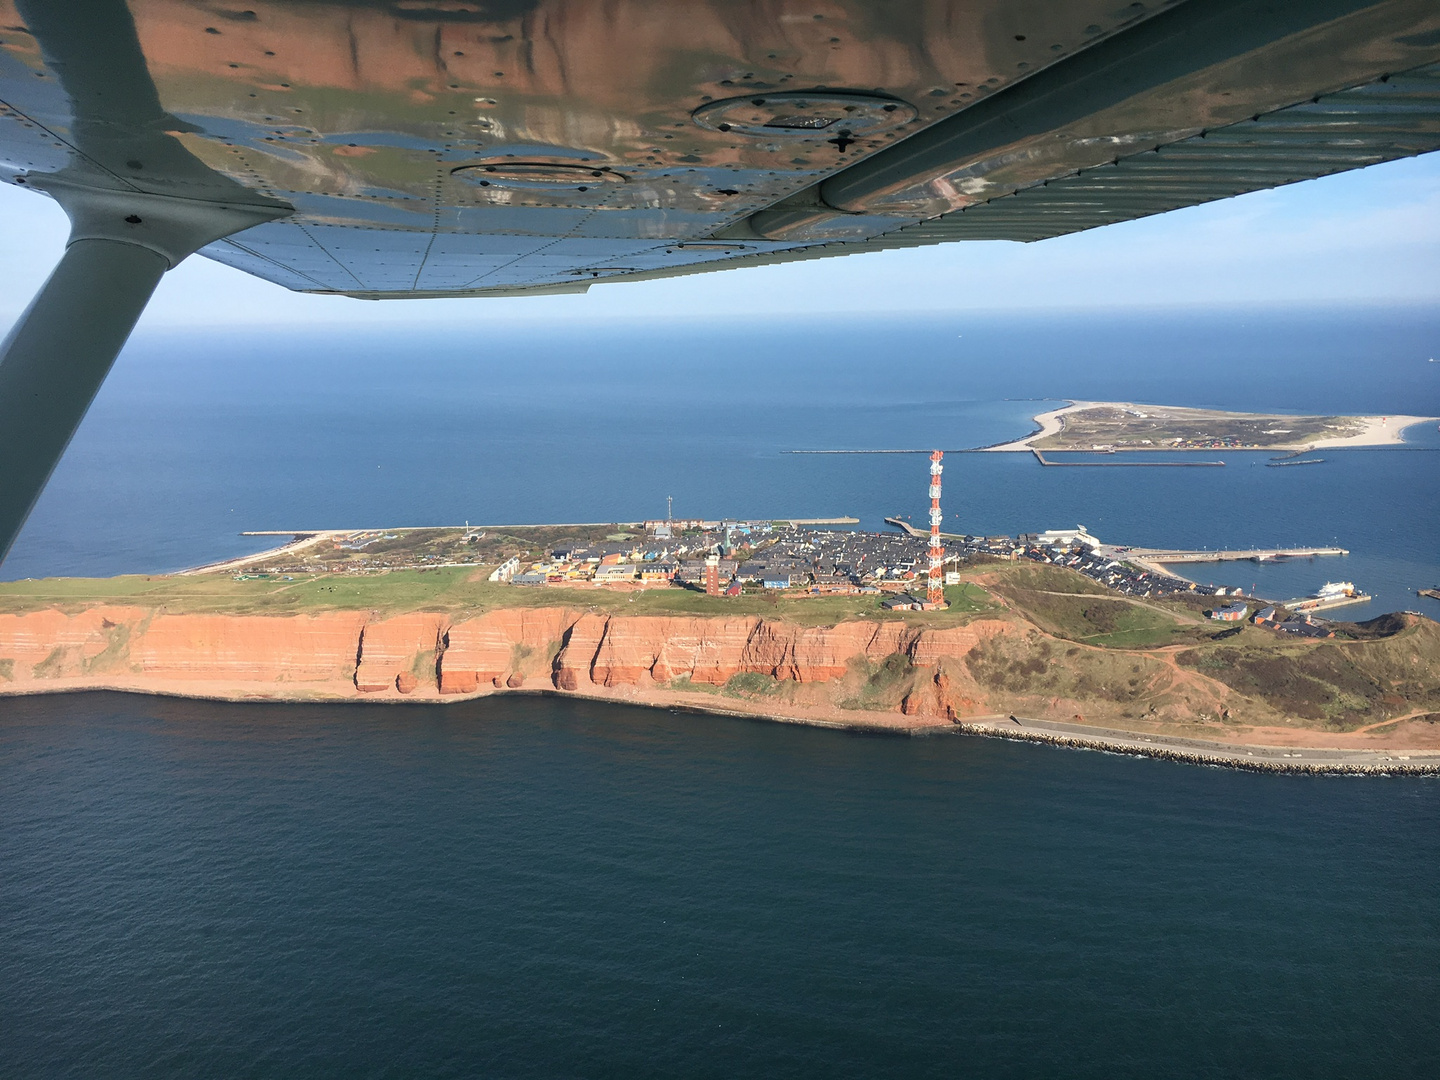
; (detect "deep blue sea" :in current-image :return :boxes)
[3,693,1439,1079]
[2,307,1439,1076]
[5,307,1438,614]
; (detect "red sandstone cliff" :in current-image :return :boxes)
[0,605,1013,721]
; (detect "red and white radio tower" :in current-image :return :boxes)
[927,450,946,608]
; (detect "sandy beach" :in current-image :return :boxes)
[982,400,1099,451]
[1309,414,1440,448]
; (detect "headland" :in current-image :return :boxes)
[2,522,1436,773]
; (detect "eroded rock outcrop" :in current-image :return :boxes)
[0,606,149,681]
[562,614,1017,689]
[440,608,581,693]
[354,613,447,692]
[581,615,761,686]
[0,603,1014,714]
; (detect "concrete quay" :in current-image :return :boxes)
[1116,545,1349,564]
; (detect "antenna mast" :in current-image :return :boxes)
[927,450,946,608]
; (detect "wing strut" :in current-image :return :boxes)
[0,0,292,563]
[0,237,167,563]
[0,186,288,562]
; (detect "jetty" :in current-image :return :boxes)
[1118,545,1349,565]
[1284,590,1372,612]
[1031,449,1224,467]
[884,516,966,540]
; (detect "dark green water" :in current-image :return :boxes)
[2,692,1438,1078]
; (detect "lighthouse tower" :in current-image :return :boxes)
[927,450,946,608]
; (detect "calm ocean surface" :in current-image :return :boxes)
[2,307,1438,1075]
[3,693,1438,1079]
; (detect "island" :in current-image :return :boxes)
[985,401,1439,452]
[2,522,1437,774]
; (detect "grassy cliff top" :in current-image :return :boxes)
[0,564,1000,627]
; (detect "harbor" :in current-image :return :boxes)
[1282,582,1373,613]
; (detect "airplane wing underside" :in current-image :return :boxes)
[2,0,1440,299]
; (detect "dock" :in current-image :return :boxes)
[1284,592,1372,612]
[1419,588,1440,601]
[1116,545,1349,565]
[1031,449,1224,467]
[883,516,966,540]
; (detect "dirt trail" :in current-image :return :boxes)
[1009,588,1207,626]
[1353,710,1435,733]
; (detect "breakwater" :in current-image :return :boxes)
[1126,545,1349,564]
[1031,449,1225,467]
[961,720,1440,775]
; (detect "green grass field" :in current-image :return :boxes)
[0,567,1002,627]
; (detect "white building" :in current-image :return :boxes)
[1037,525,1102,550]
[488,556,521,583]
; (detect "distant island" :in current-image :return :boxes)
[985,402,1439,452]
[2,522,1437,774]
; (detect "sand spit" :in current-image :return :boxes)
[982,401,1098,451]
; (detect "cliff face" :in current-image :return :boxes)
[4,604,1436,749]
[136,612,369,683]
[440,609,582,693]
[557,614,1012,692]
[354,613,448,693]
[0,605,1011,719]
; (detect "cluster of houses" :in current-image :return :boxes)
[486,521,1340,639]
[490,520,1220,602]
[490,522,782,588]
[489,519,1248,603]
[1251,605,1336,638]
[1200,602,1336,637]
[492,524,948,593]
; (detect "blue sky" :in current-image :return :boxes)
[2,152,1438,328]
